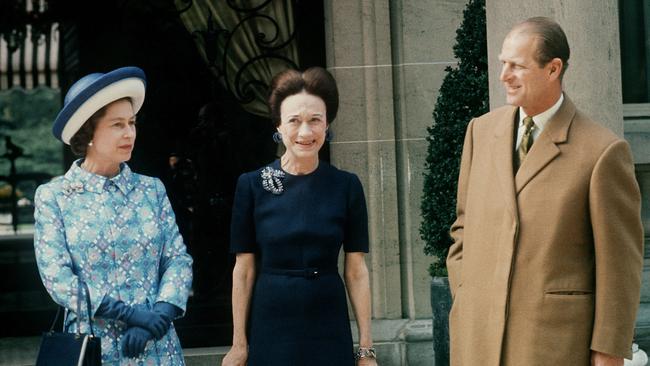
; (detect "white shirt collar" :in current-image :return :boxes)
[518,93,564,131]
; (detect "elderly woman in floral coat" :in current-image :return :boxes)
[34,66,193,365]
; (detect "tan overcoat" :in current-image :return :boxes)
[447,97,644,366]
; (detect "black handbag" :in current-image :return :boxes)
[35,281,102,366]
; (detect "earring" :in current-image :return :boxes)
[88,141,93,146]
[272,131,283,143]
[325,130,334,142]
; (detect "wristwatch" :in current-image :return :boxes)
[355,346,377,360]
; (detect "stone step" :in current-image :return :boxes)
[0,319,433,366]
[184,347,227,365]
[0,338,228,366]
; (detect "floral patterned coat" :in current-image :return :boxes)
[34,160,193,365]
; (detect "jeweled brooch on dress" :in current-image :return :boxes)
[62,181,84,196]
[261,167,285,195]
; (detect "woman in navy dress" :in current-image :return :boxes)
[222,67,378,366]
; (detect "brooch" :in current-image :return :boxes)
[261,167,285,195]
[62,181,84,196]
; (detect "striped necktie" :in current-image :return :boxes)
[515,116,536,172]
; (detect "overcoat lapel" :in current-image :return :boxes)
[491,106,518,220]
[514,97,576,194]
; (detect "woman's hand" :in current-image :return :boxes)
[121,326,154,358]
[357,357,378,366]
[345,253,376,366]
[96,297,171,339]
[222,344,248,366]
[224,254,255,366]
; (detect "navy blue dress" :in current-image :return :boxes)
[230,159,369,366]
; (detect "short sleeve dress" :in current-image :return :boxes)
[230,159,369,366]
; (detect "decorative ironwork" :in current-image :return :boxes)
[0,0,59,54]
[174,0,195,14]
[191,1,299,105]
[0,0,63,89]
[131,0,196,17]
[226,0,273,14]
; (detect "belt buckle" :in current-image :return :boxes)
[304,268,319,278]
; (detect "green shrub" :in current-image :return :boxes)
[420,0,489,277]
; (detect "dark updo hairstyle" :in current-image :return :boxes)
[268,67,339,127]
[69,97,132,156]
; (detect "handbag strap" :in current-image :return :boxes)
[47,306,62,333]
[49,280,96,337]
[78,280,96,337]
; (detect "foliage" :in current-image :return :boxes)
[420,0,489,277]
[0,87,64,202]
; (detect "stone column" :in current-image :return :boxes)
[324,0,466,320]
[324,0,402,320]
[485,1,624,135]
[388,1,466,365]
[388,0,465,319]
[324,1,466,365]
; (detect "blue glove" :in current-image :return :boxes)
[153,302,181,321]
[121,326,154,358]
[96,296,171,339]
[96,296,132,320]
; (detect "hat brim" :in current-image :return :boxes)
[54,68,146,144]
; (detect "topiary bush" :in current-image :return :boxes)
[420,0,489,277]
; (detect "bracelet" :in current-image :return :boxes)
[355,346,376,360]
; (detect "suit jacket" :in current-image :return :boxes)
[447,97,643,366]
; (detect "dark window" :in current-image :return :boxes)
[620,0,650,103]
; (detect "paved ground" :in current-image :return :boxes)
[0,337,40,366]
[0,337,228,366]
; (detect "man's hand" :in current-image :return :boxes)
[591,350,623,366]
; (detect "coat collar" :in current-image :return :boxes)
[64,159,135,195]
[491,96,576,213]
[514,96,576,194]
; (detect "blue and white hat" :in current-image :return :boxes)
[52,66,146,144]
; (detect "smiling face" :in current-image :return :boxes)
[277,91,327,161]
[86,98,137,166]
[498,31,562,116]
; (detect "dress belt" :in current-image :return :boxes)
[261,267,338,278]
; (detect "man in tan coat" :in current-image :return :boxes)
[447,17,643,366]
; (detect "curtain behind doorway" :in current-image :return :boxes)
[175,0,300,117]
